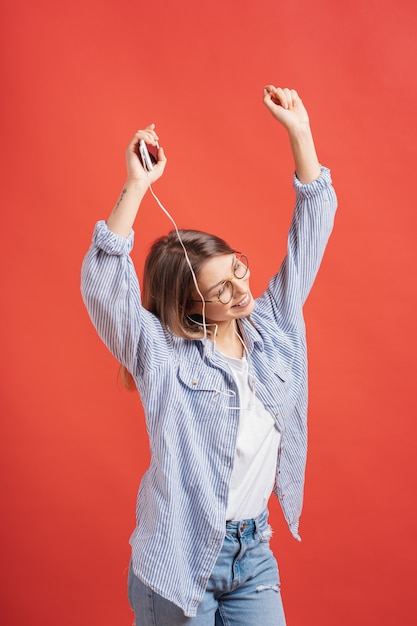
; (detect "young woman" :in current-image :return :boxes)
[81,85,337,625]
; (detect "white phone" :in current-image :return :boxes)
[138,139,159,171]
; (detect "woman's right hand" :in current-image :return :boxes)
[126,124,167,185]
[106,125,167,236]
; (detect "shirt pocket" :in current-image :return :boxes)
[256,357,293,420]
[177,360,230,419]
[274,362,291,383]
[271,359,298,424]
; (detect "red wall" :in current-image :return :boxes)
[1,1,416,624]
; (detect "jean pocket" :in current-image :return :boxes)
[257,523,273,542]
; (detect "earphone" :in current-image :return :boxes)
[142,150,256,410]
[142,155,209,342]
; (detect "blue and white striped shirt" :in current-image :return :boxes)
[81,167,337,617]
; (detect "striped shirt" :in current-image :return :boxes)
[81,167,337,617]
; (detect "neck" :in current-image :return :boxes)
[212,320,244,358]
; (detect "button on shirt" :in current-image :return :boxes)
[81,167,337,617]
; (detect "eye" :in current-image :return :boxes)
[234,255,248,279]
[217,282,227,299]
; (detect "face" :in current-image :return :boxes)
[191,253,255,324]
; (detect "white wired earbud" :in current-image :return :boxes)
[144,166,256,410]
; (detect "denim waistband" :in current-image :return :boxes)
[225,509,269,537]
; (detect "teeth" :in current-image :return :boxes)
[235,295,248,307]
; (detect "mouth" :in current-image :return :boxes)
[232,293,251,309]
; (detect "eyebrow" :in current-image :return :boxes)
[206,256,236,295]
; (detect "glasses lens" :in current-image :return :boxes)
[234,254,248,279]
[218,281,233,304]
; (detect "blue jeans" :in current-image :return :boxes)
[128,509,286,625]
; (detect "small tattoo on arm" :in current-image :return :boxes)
[113,188,127,213]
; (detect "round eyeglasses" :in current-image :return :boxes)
[192,254,249,305]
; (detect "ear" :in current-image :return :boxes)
[187,313,205,326]
[187,296,204,317]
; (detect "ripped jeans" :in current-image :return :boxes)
[128,509,286,626]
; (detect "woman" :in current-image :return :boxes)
[81,85,337,625]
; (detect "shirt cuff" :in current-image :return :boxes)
[91,220,135,255]
[293,166,333,199]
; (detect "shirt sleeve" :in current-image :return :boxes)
[80,220,165,376]
[259,166,338,329]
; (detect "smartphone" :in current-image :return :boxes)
[137,139,159,171]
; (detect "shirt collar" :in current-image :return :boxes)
[239,316,264,352]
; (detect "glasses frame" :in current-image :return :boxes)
[191,254,249,305]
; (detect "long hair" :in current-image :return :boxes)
[121,229,235,390]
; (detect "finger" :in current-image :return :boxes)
[263,86,272,105]
[289,89,299,108]
[152,147,167,176]
[263,84,281,104]
[139,132,160,145]
[133,126,160,145]
[156,146,167,164]
[264,85,286,108]
[263,84,276,96]
[283,88,294,109]
[143,126,160,144]
[274,87,287,108]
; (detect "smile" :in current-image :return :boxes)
[232,294,250,308]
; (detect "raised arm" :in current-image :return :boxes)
[257,85,337,321]
[263,86,321,184]
[81,125,168,376]
[106,124,167,237]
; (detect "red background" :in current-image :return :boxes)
[1,1,416,624]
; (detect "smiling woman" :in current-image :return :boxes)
[80,85,337,625]
[141,228,238,338]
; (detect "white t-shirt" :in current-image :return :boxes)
[221,352,281,521]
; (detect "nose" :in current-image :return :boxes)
[231,275,249,298]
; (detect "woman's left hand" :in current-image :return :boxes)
[263,86,310,133]
[263,85,321,183]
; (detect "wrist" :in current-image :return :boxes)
[124,177,149,197]
[288,125,321,184]
[287,122,313,143]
